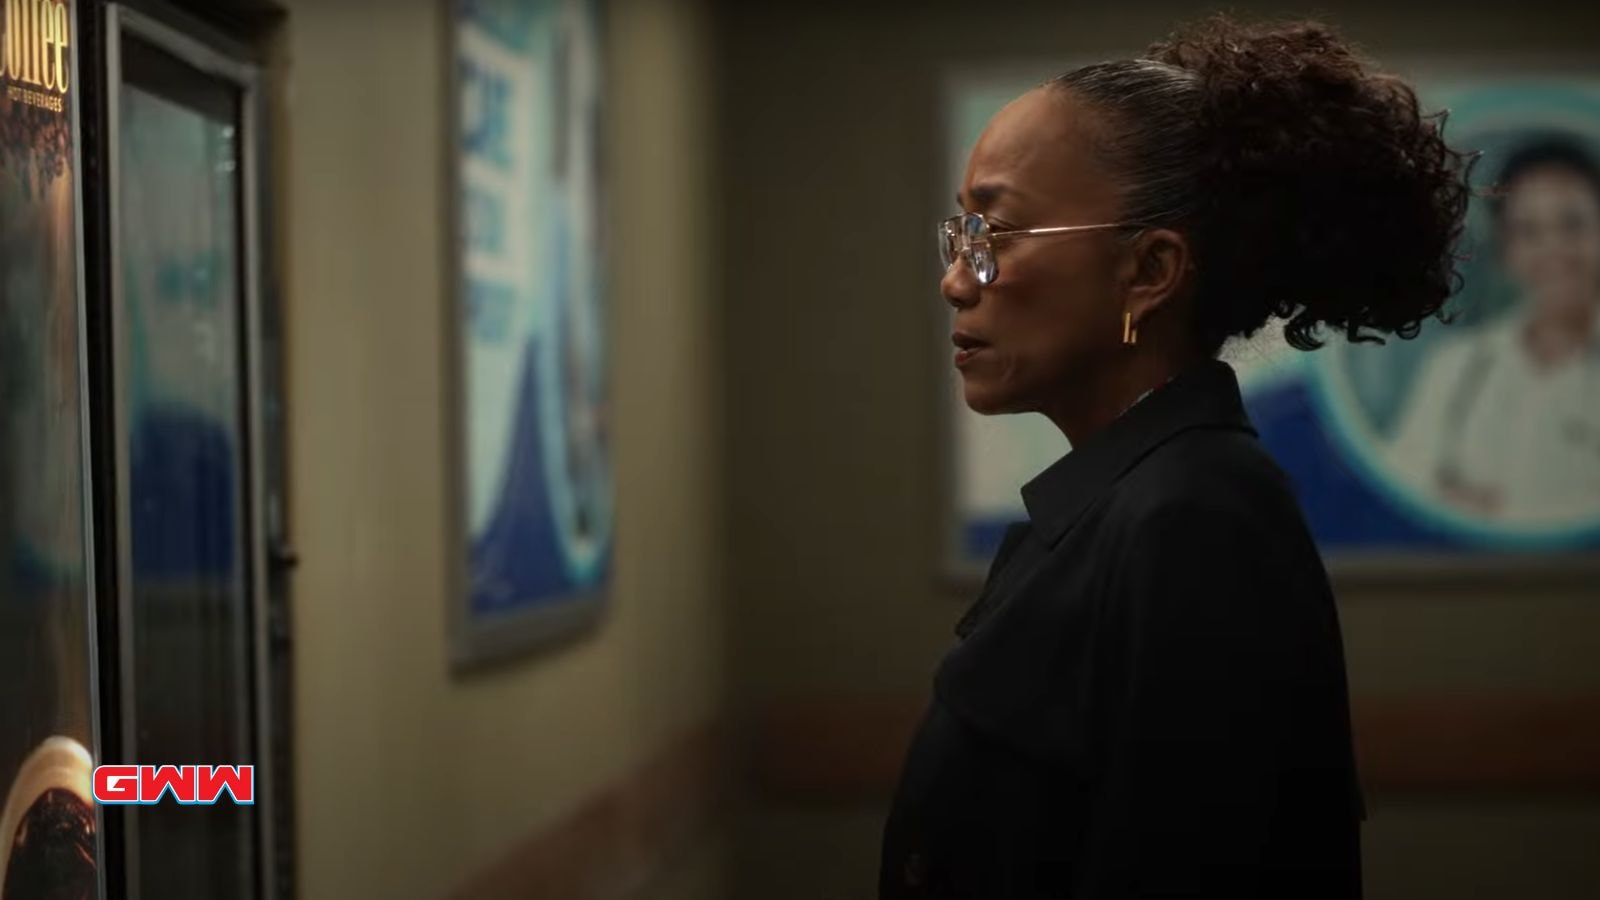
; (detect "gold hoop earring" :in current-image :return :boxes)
[1122,312,1138,346]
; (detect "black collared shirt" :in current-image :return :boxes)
[880,359,1364,900]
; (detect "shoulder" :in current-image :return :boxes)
[1093,431,1332,633]
[1109,425,1300,535]
[1091,425,1328,593]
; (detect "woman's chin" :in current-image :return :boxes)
[960,381,1022,416]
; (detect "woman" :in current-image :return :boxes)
[880,17,1469,900]
[1387,139,1600,525]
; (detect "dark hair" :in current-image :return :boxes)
[1049,16,1474,352]
[1490,137,1600,219]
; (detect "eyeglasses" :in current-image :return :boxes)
[937,211,1146,286]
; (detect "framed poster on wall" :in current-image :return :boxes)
[448,0,612,667]
[0,0,102,893]
[941,64,1600,579]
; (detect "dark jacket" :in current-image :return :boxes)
[880,359,1364,900]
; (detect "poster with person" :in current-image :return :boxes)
[944,67,1600,573]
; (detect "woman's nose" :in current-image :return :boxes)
[941,257,979,309]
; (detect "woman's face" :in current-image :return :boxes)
[944,88,1131,415]
[1499,165,1600,317]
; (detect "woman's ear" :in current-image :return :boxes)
[1123,227,1193,325]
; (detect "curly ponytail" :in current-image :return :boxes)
[1051,15,1474,353]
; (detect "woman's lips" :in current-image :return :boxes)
[952,331,988,368]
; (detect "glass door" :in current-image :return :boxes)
[104,5,273,898]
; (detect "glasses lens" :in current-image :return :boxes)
[937,220,957,268]
[961,214,997,285]
[971,245,997,285]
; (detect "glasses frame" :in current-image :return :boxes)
[939,211,1147,286]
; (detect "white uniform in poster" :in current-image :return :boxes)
[1387,313,1600,525]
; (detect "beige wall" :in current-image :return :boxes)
[278,1,721,898]
[716,2,1600,898]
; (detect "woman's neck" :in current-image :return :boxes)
[1521,300,1597,371]
[1043,352,1197,447]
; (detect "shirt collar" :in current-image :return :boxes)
[1019,358,1257,546]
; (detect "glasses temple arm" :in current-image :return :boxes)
[989,222,1144,239]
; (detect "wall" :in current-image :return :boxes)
[717,2,1600,899]
[277,1,723,897]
